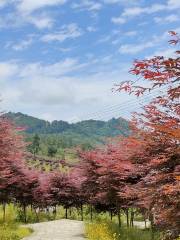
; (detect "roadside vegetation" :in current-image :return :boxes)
[0,224,32,240]
[86,222,162,240]
[0,205,32,240]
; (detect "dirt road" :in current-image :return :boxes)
[23,219,85,240]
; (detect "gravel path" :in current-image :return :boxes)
[23,219,85,240]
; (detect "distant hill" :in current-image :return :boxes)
[4,112,130,148]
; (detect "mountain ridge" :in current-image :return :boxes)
[4,111,129,137]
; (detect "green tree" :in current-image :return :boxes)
[81,142,94,151]
[29,134,41,157]
[48,145,57,157]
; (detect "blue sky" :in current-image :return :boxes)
[0,0,179,122]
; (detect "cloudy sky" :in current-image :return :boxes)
[0,0,179,122]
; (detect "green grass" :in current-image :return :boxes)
[86,222,118,240]
[0,205,33,240]
[86,221,162,240]
[0,223,33,240]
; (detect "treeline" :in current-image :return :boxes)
[5,112,129,137]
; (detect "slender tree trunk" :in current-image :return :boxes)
[144,218,147,229]
[34,208,39,222]
[150,213,155,240]
[90,205,93,222]
[126,209,129,227]
[54,205,57,219]
[130,209,134,227]
[3,203,6,222]
[81,204,84,221]
[23,204,27,223]
[65,207,68,219]
[110,209,113,221]
[69,207,72,217]
[117,208,121,228]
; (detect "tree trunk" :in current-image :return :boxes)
[69,207,72,217]
[81,204,84,221]
[65,207,68,219]
[23,204,27,223]
[90,205,93,222]
[109,209,113,221]
[150,213,155,240]
[126,209,129,227]
[145,218,147,229]
[130,209,134,227]
[54,205,57,219]
[117,209,121,228]
[34,208,39,222]
[3,203,6,222]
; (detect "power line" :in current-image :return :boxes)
[71,86,166,122]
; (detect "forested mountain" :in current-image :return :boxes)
[5,112,129,137]
[4,112,129,151]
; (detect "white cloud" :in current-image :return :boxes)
[27,14,54,29]
[122,6,144,17]
[147,48,177,59]
[167,0,180,9]
[0,9,54,29]
[58,47,72,52]
[125,31,137,36]
[0,0,6,8]
[6,35,35,51]
[111,30,136,46]
[16,0,67,14]
[71,0,102,12]
[0,0,67,29]
[119,31,170,54]
[119,41,154,54]
[112,1,180,25]
[0,58,136,121]
[0,62,19,81]
[121,4,166,17]
[154,14,180,23]
[87,26,97,32]
[103,0,139,6]
[19,58,86,78]
[97,35,111,44]
[111,16,126,24]
[41,23,83,42]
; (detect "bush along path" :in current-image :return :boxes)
[22,219,85,240]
